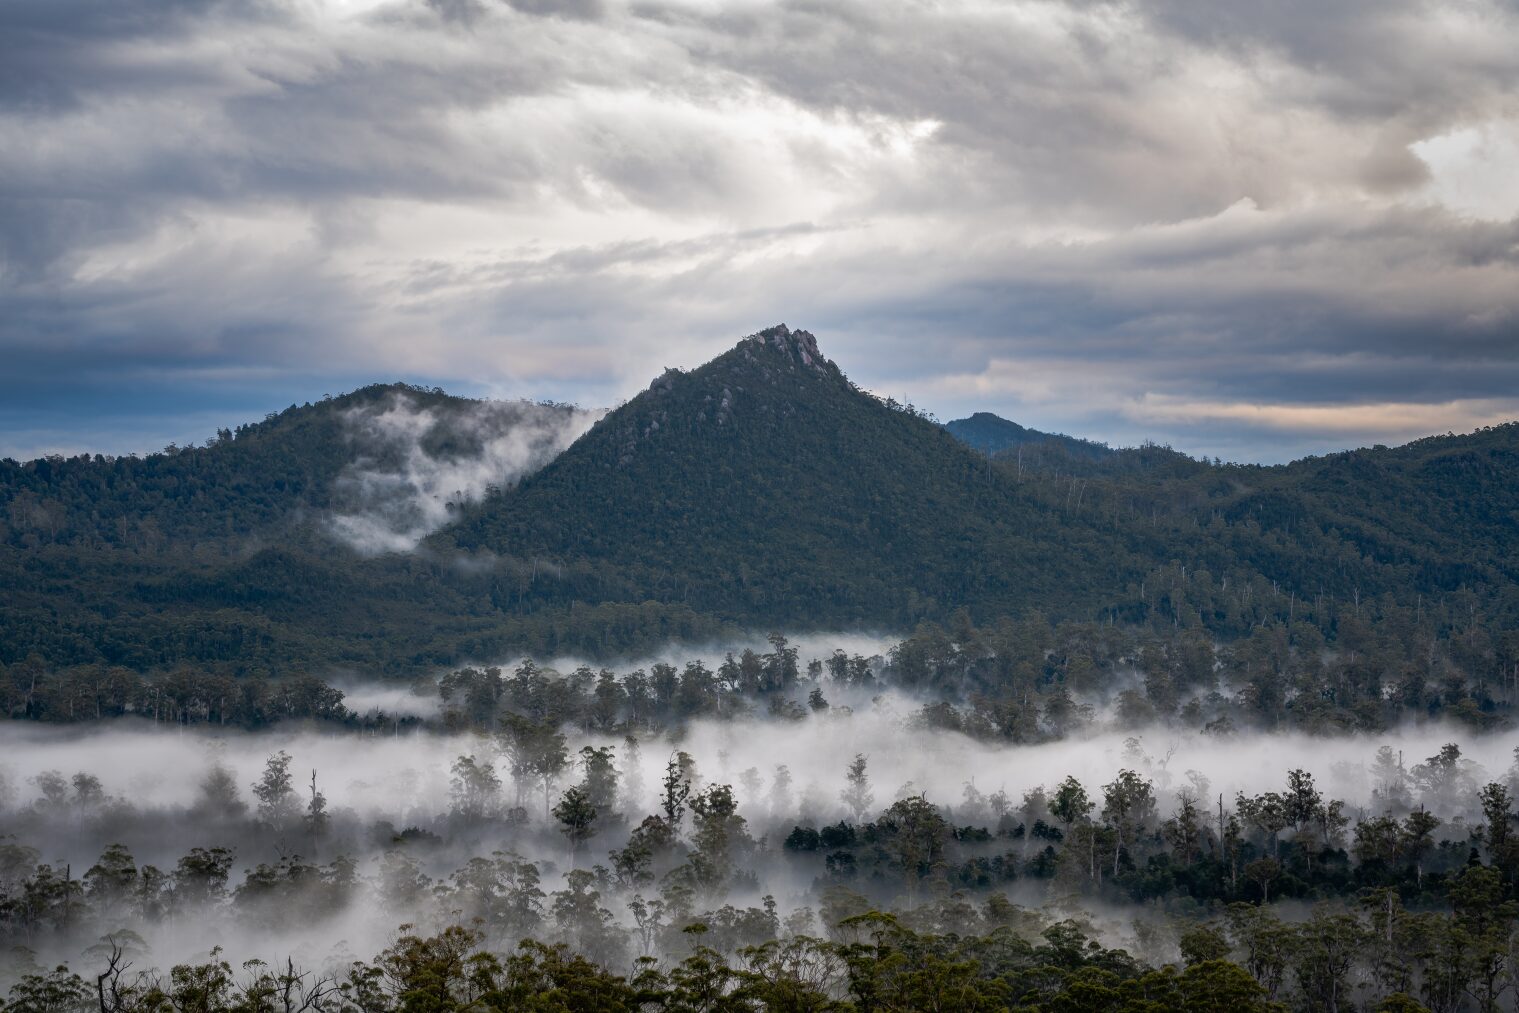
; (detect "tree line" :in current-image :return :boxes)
[7,597,1516,740]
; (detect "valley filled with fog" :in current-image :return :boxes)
[4,628,1518,1011]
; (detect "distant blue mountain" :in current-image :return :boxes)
[945,412,1115,461]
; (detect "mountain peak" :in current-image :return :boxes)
[742,324,828,373]
[647,325,833,397]
[439,323,1077,625]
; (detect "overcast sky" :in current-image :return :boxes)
[3,0,1518,463]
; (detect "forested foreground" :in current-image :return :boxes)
[0,914,1459,1013]
[3,713,1519,1011]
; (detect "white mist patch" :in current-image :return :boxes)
[332,680,442,720]
[0,723,465,817]
[501,631,898,681]
[327,392,600,553]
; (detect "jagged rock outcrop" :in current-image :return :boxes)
[746,324,828,372]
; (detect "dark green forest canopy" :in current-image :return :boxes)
[434,327,1135,624]
[3,326,1519,677]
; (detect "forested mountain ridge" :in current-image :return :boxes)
[2,325,1519,680]
[0,385,606,673]
[1227,427,1519,597]
[433,325,1139,626]
[437,327,1519,636]
[994,418,1519,619]
[0,382,567,552]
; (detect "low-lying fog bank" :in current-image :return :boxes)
[4,704,1512,831]
[4,664,1517,1005]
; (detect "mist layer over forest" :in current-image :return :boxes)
[4,709,1513,843]
[4,625,1519,1011]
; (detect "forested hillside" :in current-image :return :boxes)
[0,383,587,552]
[0,386,608,673]
[981,421,1519,623]
[2,326,1518,681]
[436,326,1138,626]
[3,384,394,553]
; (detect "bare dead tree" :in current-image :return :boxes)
[275,956,340,1013]
[95,936,132,1013]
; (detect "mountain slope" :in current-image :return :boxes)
[1214,427,1519,597]
[0,386,597,672]
[0,384,588,553]
[977,419,1519,622]
[3,326,1519,676]
[1,384,443,551]
[436,326,1140,626]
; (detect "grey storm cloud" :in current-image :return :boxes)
[1,0,1517,462]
